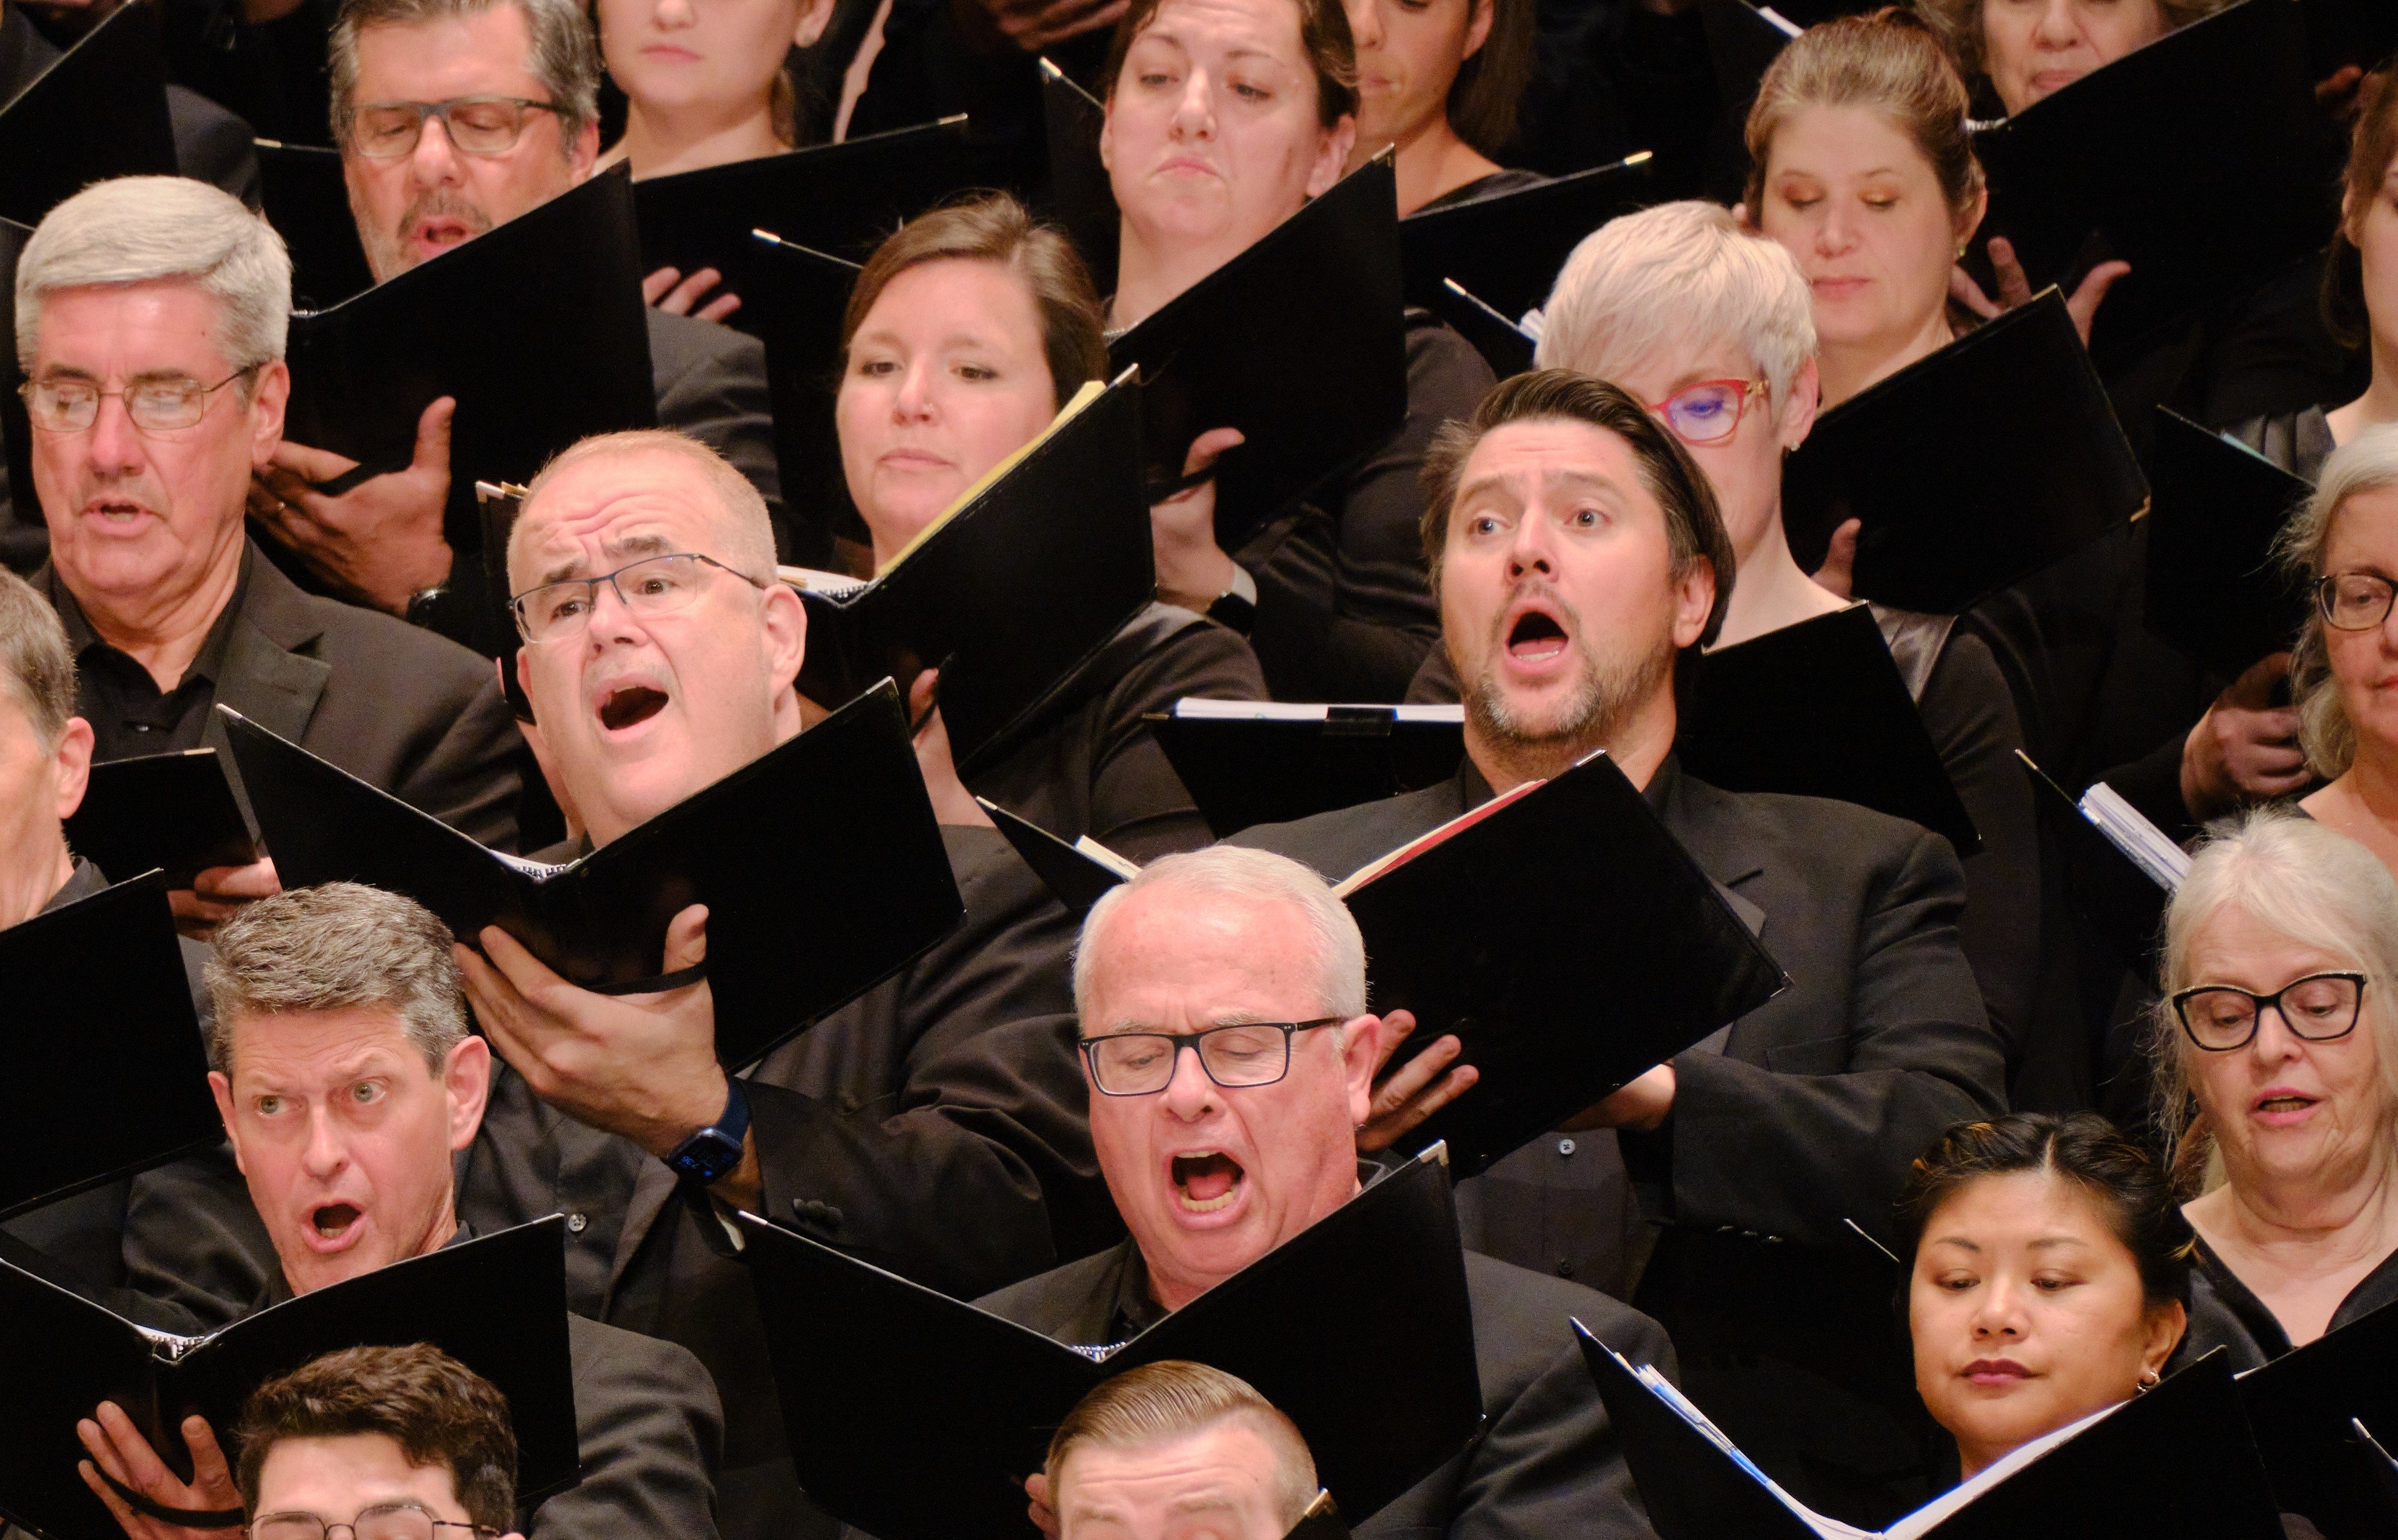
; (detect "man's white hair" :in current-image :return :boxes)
[1073,847,1369,1025]
[1534,199,1816,406]
[16,175,292,372]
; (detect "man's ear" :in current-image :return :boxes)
[1306,115,1358,198]
[247,360,291,466]
[1670,556,1716,649]
[442,1034,493,1153]
[1775,355,1820,453]
[208,1070,248,1175]
[761,580,808,697]
[1339,1014,1384,1128]
[50,715,92,824]
[567,117,601,183]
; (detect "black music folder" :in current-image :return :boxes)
[0,0,176,227]
[1684,605,1978,853]
[746,231,862,562]
[1151,701,1467,837]
[2,214,38,565]
[2018,752,2179,982]
[2237,1297,2398,1539]
[1039,58,1117,285]
[282,167,655,508]
[1107,159,1408,550]
[218,683,966,1068]
[1582,1327,2285,1540]
[254,139,375,310]
[1398,156,1652,317]
[1421,279,1534,377]
[0,871,220,1220]
[2144,408,2314,680]
[1700,0,1800,131]
[0,1218,578,1540]
[743,1146,1484,1540]
[632,117,979,343]
[64,748,257,889]
[1970,0,2341,362]
[786,374,1155,771]
[1782,290,2147,613]
[989,749,1789,1175]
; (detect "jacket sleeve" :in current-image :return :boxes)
[532,1318,725,1540]
[391,667,526,853]
[1659,829,2008,1248]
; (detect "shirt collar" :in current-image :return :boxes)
[50,543,254,690]
[1459,748,1679,813]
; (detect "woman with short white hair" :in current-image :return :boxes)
[2156,810,2398,1359]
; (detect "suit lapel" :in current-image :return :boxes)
[204,549,332,763]
[1657,761,1771,1057]
[607,1158,683,1313]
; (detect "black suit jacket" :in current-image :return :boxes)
[40,541,525,848]
[647,308,783,532]
[978,1235,1677,1540]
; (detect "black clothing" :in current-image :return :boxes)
[1235,755,2005,1522]
[967,604,1266,861]
[2179,1232,2398,1372]
[0,5,261,205]
[1239,310,1494,701]
[2229,402,2339,485]
[37,540,526,849]
[1414,169,1549,213]
[979,1232,1680,1540]
[55,548,250,763]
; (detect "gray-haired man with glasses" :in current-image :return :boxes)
[14,174,525,935]
[979,844,1677,1540]
[241,0,783,631]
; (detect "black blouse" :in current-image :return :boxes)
[2178,1230,2398,1373]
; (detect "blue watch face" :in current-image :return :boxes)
[671,1128,743,1183]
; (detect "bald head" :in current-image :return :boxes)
[508,430,776,596]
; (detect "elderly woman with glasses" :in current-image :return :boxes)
[2153,809,2398,1366]
[2282,427,2398,877]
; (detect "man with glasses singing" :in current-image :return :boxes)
[979,844,1675,1540]
[244,0,780,625]
[14,175,525,934]
[76,884,723,1540]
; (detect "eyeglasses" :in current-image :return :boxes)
[250,1501,498,1540]
[21,366,260,435]
[2316,572,2398,633]
[2170,971,2367,1052]
[510,553,766,643]
[1078,1019,1344,1097]
[349,96,560,159]
[1642,378,1768,447]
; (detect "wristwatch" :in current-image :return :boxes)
[1205,566,1258,636]
[403,584,450,628]
[666,1078,752,1185]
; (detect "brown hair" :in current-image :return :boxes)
[1418,368,1737,649]
[1448,0,1532,156]
[1044,1361,1317,1527]
[1743,8,1983,229]
[1910,0,2229,81]
[2326,67,2398,351]
[840,192,1107,411]
[1103,0,1359,129]
[234,1343,519,1532]
[1896,1113,2194,1311]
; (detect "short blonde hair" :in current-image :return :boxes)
[510,429,777,591]
[1045,1362,1317,1529]
[1534,200,1816,407]
[2276,424,2398,779]
[2150,810,2398,1183]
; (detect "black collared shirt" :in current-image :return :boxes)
[44,550,252,763]
[2182,1230,2398,1370]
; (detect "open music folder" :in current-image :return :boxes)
[0,0,175,227]
[741,1147,1483,1540]
[219,682,965,1068]
[2236,1296,2398,1538]
[0,1219,580,1540]
[2143,407,2314,681]
[64,748,256,890]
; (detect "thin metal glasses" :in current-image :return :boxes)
[1079,1019,1345,1096]
[249,1501,498,1540]
[21,366,259,435]
[510,553,764,643]
[2169,971,2367,1052]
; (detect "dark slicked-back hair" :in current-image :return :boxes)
[1417,368,1737,649]
[235,1343,518,1531]
[1103,0,1359,129]
[1897,1112,2194,1311]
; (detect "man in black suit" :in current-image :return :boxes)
[1231,370,2008,1524]
[240,0,783,635]
[87,882,726,1540]
[16,174,524,935]
[982,842,1675,1540]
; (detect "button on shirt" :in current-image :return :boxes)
[44,553,250,762]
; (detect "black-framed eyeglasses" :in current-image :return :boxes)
[1078,1019,1345,1096]
[2171,971,2368,1052]
[510,552,765,643]
[21,365,260,435]
[349,95,560,159]
[2316,572,2398,632]
[249,1501,498,1540]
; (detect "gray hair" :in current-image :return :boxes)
[1534,200,1817,408]
[2150,809,2398,1182]
[1073,847,1369,1026]
[328,0,601,152]
[510,428,777,591]
[204,883,470,1075]
[2276,423,2398,779]
[16,176,290,373]
[0,570,74,746]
